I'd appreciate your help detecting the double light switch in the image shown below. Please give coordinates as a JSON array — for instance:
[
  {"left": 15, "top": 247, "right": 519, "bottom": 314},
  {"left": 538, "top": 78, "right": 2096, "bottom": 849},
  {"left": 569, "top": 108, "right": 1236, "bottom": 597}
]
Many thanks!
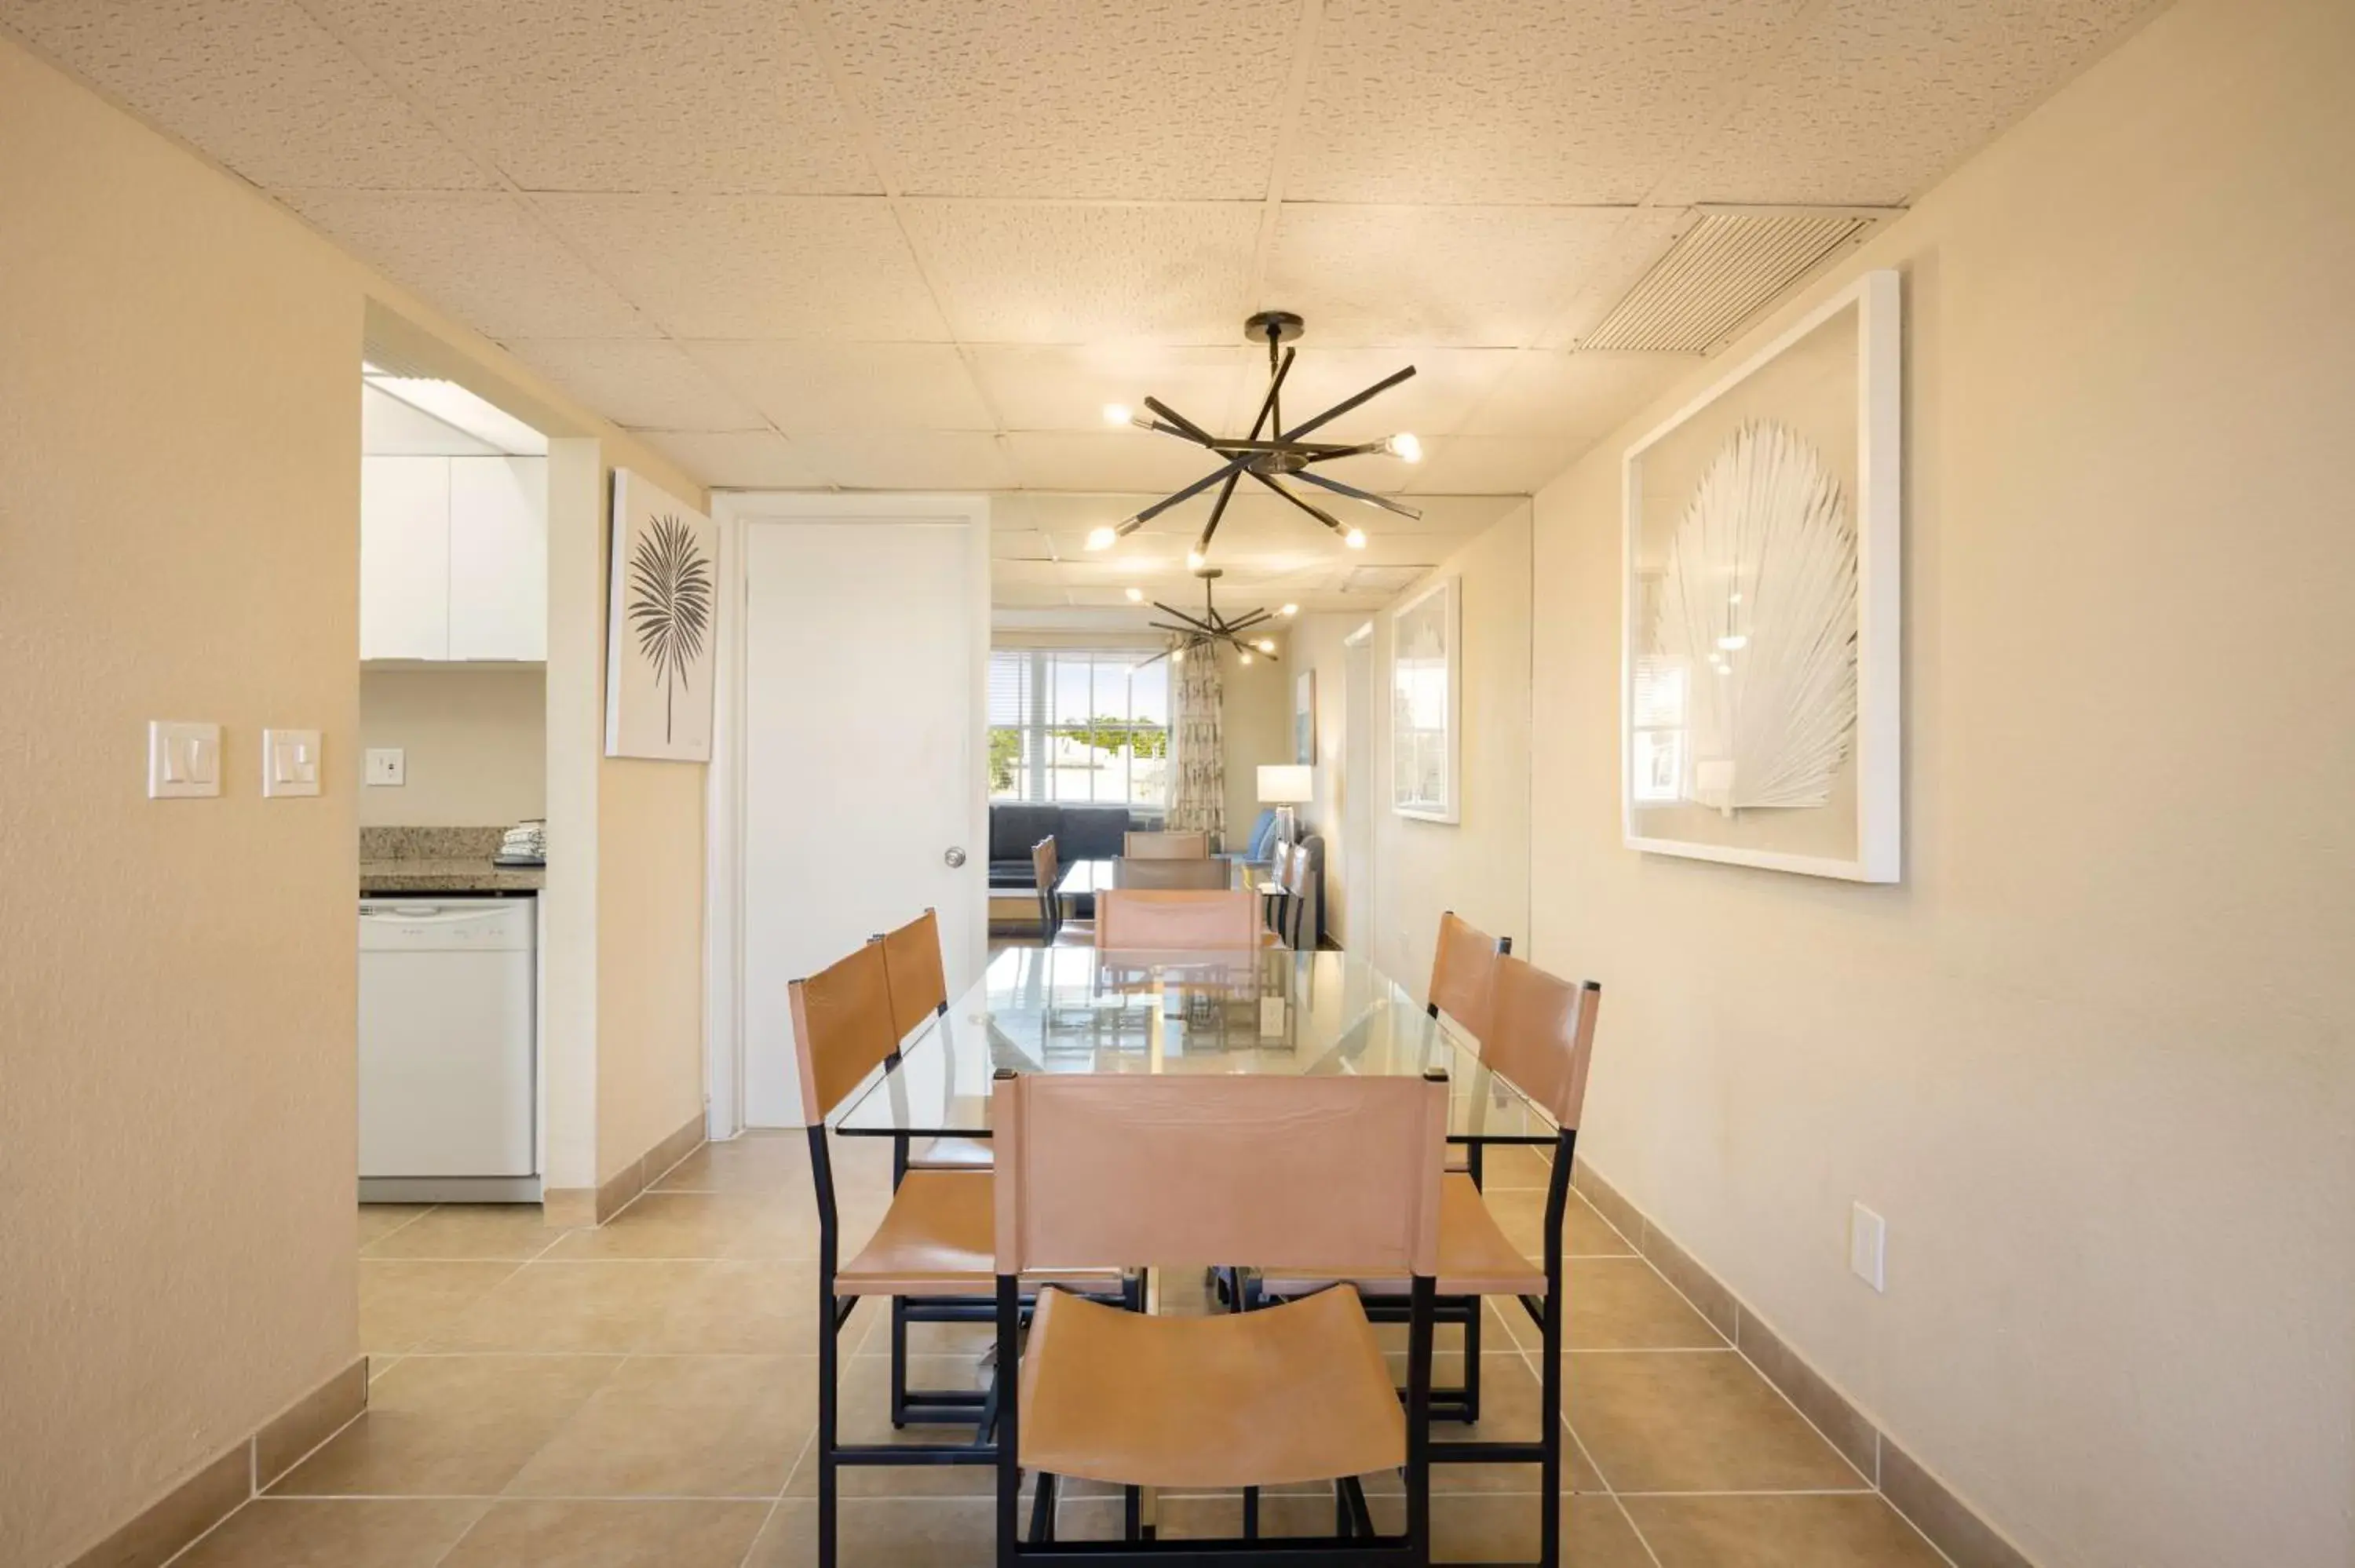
[{"left": 148, "top": 721, "right": 325, "bottom": 798}]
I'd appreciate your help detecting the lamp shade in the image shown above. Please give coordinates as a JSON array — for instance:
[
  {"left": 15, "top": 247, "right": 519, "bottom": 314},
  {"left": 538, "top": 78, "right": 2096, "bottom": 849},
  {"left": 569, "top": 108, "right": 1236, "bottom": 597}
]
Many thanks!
[{"left": 1257, "top": 764, "right": 1314, "bottom": 804}]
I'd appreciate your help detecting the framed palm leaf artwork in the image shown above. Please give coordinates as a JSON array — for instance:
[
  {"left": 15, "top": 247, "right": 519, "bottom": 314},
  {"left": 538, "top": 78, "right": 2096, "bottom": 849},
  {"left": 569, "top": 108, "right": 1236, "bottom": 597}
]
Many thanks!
[{"left": 606, "top": 469, "right": 718, "bottom": 762}]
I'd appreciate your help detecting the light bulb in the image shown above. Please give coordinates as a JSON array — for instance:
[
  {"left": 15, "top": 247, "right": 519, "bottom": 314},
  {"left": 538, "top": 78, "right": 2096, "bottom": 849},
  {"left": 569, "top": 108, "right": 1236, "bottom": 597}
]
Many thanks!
[
  {"left": 1385, "top": 432, "right": 1423, "bottom": 463},
  {"left": 1171, "top": 647, "right": 1186, "bottom": 665},
  {"left": 1186, "top": 549, "right": 1205, "bottom": 571},
  {"left": 1102, "top": 403, "right": 1132, "bottom": 426},
  {"left": 1728, "top": 592, "right": 1743, "bottom": 604},
  {"left": 1123, "top": 586, "right": 1144, "bottom": 603},
  {"left": 1255, "top": 637, "right": 1276, "bottom": 654},
  {"left": 1344, "top": 528, "right": 1367, "bottom": 549},
  {"left": 1085, "top": 526, "right": 1116, "bottom": 551},
  {"left": 1715, "top": 662, "right": 1732, "bottom": 676},
  {"left": 1716, "top": 634, "right": 1748, "bottom": 651},
  {"left": 1240, "top": 651, "right": 1254, "bottom": 665},
  {"left": 1280, "top": 603, "right": 1298, "bottom": 617}
]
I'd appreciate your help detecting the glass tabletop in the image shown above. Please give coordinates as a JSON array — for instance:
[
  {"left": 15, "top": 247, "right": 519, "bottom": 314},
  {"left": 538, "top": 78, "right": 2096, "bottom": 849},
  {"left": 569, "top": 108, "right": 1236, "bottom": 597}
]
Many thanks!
[
  {"left": 1052, "top": 857, "right": 1251, "bottom": 897},
  {"left": 836, "top": 943, "right": 1559, "bottom": 1146}
]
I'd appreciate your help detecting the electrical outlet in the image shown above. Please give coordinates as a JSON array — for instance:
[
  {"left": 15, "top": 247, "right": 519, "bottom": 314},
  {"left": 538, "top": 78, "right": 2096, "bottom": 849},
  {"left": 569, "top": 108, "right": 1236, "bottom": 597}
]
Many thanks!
[
  {"left": 365, "top": 747, "right": 405, "bottom": 786},
  {"left": 1849, "top": 1202, "right": 1886, "bottom": 1292}
]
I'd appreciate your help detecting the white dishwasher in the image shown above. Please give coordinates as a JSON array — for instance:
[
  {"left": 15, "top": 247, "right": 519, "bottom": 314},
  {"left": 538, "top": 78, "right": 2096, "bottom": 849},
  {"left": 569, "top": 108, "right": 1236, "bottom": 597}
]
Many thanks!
[{"left": 359, "top": 896, "right": 538, "bottom": 1202}]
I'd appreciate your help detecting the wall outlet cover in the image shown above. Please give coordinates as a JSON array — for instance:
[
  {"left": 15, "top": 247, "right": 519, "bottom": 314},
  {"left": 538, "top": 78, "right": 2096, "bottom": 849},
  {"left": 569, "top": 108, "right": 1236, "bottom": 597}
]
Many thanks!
[
  {"left": 1850, "top": 1202, "right": 1886, "bottom": 1292},
  {"left": 263, "top": 728, "right": 323, "bottom": 797},
  {"left": 148, "top": 720, "right": 221, "bottom": 800},
  {"left": 365, "top": 747, "right": 406, "bottom": 786}
]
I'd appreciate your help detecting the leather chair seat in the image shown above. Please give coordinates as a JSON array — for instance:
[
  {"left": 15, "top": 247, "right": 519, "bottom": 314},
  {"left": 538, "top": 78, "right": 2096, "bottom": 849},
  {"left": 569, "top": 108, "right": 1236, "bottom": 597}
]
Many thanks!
[
  {"left": 1261, "top": 1174, "right": 1543, "bottom": 1299},
  {"left": 1019, "top": 1283, "right": 1404, "bottom": 1490},
  {"left": 906, "top": 1136, "right": 993, "bottom": 1171},
  {"left": 837, "top": 1172, "right": 1114, "bottom": 1297}
]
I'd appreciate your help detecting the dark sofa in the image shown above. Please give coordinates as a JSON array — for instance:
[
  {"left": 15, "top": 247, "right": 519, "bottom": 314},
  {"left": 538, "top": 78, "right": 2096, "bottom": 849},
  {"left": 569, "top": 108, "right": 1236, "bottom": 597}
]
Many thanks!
[{"left": 987, "top": 804, "right": 1153, "bottom": 892}]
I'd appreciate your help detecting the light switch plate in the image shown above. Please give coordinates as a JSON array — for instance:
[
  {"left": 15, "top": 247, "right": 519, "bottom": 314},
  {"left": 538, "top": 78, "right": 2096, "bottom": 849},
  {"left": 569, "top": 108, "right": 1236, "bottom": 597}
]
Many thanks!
[
  {"left": 262, "top": 728, "right": 323, "bottom": 797},
  {"left": 365, "top": 747, "right": 405, "bottom": 786},
  {"left": 1849, "top": 1202, "right": 1886, "bottom": 1292},
  {"left": 148, "top": 720, "right": 221, "bottom": 799}
]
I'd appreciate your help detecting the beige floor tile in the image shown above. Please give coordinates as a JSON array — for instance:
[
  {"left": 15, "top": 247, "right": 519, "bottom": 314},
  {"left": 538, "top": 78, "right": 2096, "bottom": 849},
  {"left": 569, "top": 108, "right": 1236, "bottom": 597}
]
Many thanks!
[
  {"left": 747, "top": 1497, "right": 995, "bottom": 1567},
  {"left": 650, "top": 1261, "right": 823, "bottom": 1355},
  {"left": 1624, "top": 1492, "right": 1952, "bottom": 1566},
  {"left": 785, "top": 1354, "right": 997, "bottom": 1498},
  {"left": 427, "top": 1260, "right": 703, "bottom": 1352},
  {"left": 173, "top": 1498, "right": 489, "bottom": 1567},
  {"left": 440, "top": 1499, "right": 772, "bottom": 1567},
  {"left": 272, "top": 1355, "right": 621, "bottom": 1497},
  {"left": 1566, "top": 1350, "right": 1868, "bottom": 1493},
  {"left": 506, "top": 1355, "right": 816, "bottom": 1498},
  {"left": 1369, "top": 1352, "right": 1602, "bottom": 1494},
  {"left": 361, "top": 1205, "right": 569, "bottom": 1261},
  {"left": 359, "top": 1205, "right": 436, "bottom": 1247},
  {"left": 360, "top": 1260, "right": 524, "bottom": 1355},
  {"left": 655, "top": 1132, "right": 819, "bottom": 1194},
  {"left": 543, "top": 1191, "right": 872, "bottom": 1263},
  {"left": 1470, "top": 1145, "right": 1557, "bottom": 1191},
  {"left": 1566, "top": 1256, "right": 1729, "bottom": 1351},
  {"left": 1432, "top": 1492, "right": 1658, "bottom": 1567},
  {"left": 1483, "top": 1187, "right": 1638, "bottom": 1258}
]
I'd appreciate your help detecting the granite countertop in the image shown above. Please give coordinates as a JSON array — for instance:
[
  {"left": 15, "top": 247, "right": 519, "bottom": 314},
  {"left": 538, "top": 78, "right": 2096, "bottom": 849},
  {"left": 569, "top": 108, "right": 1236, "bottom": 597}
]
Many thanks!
[{"left": 360, "top": 825, "right": 543, "bottom": 895}]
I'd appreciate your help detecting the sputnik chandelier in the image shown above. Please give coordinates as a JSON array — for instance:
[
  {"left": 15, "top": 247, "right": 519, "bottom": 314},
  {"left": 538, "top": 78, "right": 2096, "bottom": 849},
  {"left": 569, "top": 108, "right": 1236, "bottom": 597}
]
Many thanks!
[
  {"left": 1086, "top": 311, "right": 1424, "bottom": 566},
  {"left": 1134, "top": 568, "right": 1297, "bottom": 668}
]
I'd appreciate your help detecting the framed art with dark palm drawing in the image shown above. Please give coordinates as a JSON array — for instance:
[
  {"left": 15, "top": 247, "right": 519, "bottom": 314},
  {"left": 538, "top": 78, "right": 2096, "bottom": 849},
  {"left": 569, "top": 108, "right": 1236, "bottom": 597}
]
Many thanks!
[{"left": 606, "top": 469, "right": 717, "bottom": 762}]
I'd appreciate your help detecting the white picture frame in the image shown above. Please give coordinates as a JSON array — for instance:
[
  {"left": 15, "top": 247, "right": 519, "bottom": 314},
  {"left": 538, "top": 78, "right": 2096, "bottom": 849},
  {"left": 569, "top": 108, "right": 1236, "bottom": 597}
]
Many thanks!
[
  {"left": 1620, "top": 268, "right": 1901, "bottom": 882},
  {"left": 1390, "top": 574, "right": 1461, "bottom": 824},
  {"left": 606, "top": 468, "right": 718, "bottom": 762}
]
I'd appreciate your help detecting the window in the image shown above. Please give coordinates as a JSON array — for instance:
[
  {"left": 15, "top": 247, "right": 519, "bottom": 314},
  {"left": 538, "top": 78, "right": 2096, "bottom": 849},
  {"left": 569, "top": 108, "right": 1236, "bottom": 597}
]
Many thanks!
[{"left": 989, "top": 648, "right": 1170, "bottom": 808}]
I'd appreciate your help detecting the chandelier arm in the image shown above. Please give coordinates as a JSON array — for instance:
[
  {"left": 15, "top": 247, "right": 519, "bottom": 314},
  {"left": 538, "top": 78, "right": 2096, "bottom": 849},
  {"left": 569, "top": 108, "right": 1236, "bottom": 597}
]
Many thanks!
[
  {"left": 1193, "top": 469, "right": 1244, "bottom": 560},
  {"left": 1280, "top": 363, "right": 1418, "bottom": 443},
  {"left": 1245, "top": 469, "right": 1350, "bottom": 535},
  {"left": 1250, "top": 346, "right": 1298, "bottom": 439},
  {"left": 1139, "top": 419, "right": 1220, "bottom": 447},
  {"left": 1292, "top": 469, "right": 1425, "bottom": 520},
  {"left": 1143, "top": 396, "right": 1220, "bottom": 447},
  {"left": 1149, "top": 605, "right": 1214, "bottom": 632},
  {"left": 1227, "top": 609, "right": 1274, "bottom": 633},
  {"left": 1128, "top": 454, "right": 1253, "bottom": 531}
]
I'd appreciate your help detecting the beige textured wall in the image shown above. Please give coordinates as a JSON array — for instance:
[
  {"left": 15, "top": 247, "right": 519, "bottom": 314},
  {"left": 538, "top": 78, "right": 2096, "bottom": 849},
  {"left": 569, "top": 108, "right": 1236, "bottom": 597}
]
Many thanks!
[
  {"left": 357, "top": 668, "right": 546, "bottom": 828},
  {"left": 1218, "top": 638, "right": 1294, "bottom": 850},
  {"left": 595, "top": 754, "right": 708, "bottom": 1182},
  {"left": 1525, "top": 1, "right": 2355, "bottom": 1563},
  {"left": 1370, "top": 507, "right": 1535, "bottom": 992},
  {"left": 0, "top": 37, "right": 707, "bottom": 1563}
]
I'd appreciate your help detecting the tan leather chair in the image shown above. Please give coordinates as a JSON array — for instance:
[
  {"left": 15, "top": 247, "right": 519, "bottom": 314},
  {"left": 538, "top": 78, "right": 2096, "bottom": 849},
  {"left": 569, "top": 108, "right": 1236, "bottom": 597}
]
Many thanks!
[
  {"left": 1030, "top": 838, "right": 1094, "bottom": 946},
  {"left": 788, "top": 938, "right": 1131, "bottom": 1568},
  {"left": 1095, "top": 888, "right": 1275, "bottom": 951},
  {"left": 990, "top": 1071, "right": 1449, "bottom": 1562},
  {"left": 1109, "top": 855, "right": 1230, "bottom": 891},
  {"left": 1429, "top": 909, "right": 1511, "bottom": 1046},
  {"left": 1258, "top": 957, "right": 1601, "bottom": 1568},
  {"left": 1121, "top": 828, "right": 1210, "bottom": 859}
]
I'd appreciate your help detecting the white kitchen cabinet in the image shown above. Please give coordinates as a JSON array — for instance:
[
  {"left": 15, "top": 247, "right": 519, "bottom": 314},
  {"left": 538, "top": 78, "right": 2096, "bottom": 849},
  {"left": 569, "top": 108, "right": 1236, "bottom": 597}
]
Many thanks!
[
  {"left": 360, "top": 454, "right": 546, "bottom": 662},
  {"left": 448, "top": 457, "right": 547, "bottom": 661},
  {"left": 360, "top": 456, "right": 451, "bottom": 660}
]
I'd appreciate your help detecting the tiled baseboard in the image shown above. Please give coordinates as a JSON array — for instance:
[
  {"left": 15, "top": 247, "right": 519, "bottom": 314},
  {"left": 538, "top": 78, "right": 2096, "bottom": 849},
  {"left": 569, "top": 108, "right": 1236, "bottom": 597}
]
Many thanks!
[
  {"left": 544, "top": 1110, "right": 706, "bottom": 1227},
  {"left": 64, "top": 1356, "right": 367, "bottom": 1568},
  {"left": 1572, "top": 1164, "right": 2036, "bottom": 1568}
]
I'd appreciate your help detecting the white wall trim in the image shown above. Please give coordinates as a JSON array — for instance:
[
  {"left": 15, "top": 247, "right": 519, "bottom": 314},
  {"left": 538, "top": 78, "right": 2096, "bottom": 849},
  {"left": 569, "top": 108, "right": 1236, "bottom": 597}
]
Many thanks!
[{"left": 703, "top": 491, "right": 992, "bottom": 1138}]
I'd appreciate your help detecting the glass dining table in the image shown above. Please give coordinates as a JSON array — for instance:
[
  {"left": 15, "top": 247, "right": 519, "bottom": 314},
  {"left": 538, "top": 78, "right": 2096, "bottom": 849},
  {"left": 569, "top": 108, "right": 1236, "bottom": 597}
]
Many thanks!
[{"left": 837, "top": 941, "right": 1558, "bottom": 1148}]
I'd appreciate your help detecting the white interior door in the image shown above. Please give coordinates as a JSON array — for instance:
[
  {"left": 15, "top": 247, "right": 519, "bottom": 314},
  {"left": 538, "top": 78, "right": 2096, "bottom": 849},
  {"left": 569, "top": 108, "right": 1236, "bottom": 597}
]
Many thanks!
[{"left": 738, "top": 519, "right": 984, "bottom": 1127}]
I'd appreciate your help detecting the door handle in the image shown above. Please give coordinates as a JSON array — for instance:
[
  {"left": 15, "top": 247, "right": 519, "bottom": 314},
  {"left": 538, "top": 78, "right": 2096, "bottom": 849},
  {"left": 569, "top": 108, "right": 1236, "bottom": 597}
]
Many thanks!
[{"left": 943, "top": 846, "right": 967, "bottom": 869}]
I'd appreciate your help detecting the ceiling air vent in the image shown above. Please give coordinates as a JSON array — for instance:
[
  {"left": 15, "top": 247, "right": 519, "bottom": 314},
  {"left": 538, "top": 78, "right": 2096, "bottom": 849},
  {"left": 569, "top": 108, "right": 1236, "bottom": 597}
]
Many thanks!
[{"left": 1579, "top": 210, "right": 1884, "bottom": 353}]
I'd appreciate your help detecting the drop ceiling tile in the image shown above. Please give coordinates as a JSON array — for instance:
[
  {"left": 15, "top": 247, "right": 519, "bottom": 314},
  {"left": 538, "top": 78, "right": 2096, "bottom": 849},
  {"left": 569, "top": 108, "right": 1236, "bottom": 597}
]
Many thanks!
[
  {"left": 969, "top": 345, "right": 1256, "bottom": 432},
  {"left": 1261, "top": 206, "right": 1656, "bottom": 348},
  {"left": 304, "top": 0, "right": 877, "bottom": 195},
  {"left": 1654, "top": 0, "right": 2169, "bottom": 206},
  {"left": 2, "top": 0, "right": 492, "bottom": 191},
  {"left": 1288, "top": 0, "right": 1809, "bottom": 204},
  {"left": 1468, "top": 350, "right": 1702, "bottom": 441},
  {"left": 903, "top": 202, "right": 1261, "bottom": 344},
  {"left": 990, "top": 582, "right": 1075, "bottom": 609},
  {"left": 1401, "top": 434, "right": 1582, "bottom": 495},
  {"left": 820, "top": 0, "right": 1289, "bottom": 199},
  {"left": 281, "top": 191, "right": 656, "bottom": 337},
  {"left": 689, "top": 341, "right": 994, "bottom": 432},
  {"left": 789, "top": 431, "right": 1016, "bottom": 490},
  {"left": 991, "top": 528, "right": 1057, "bottom": 562},
  {"left": 533, "top": 195, "right": 946, "bottom": 340},
  {"left": 504, "top": 340, "right": 765, "bottom": 430},
  {"left": 633, "top": 429, "right": 825, "bottom": 489},
  {"left": 1003, "top": 432, "right": 1248, "bottom": 494}
]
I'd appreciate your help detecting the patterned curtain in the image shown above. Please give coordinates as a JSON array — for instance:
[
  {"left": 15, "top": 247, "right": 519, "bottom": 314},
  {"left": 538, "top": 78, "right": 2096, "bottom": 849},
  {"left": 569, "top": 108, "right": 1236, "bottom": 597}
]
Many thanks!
[{"left": 1167, "top": 640, "right": 1225, "bottom": 848}]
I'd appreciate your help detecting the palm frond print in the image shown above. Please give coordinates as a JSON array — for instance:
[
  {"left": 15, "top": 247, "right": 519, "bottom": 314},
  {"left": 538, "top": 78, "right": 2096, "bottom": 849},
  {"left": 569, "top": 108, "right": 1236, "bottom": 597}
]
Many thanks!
[{"left": 626, "top": 512, "right": 713, "bottom": 743}]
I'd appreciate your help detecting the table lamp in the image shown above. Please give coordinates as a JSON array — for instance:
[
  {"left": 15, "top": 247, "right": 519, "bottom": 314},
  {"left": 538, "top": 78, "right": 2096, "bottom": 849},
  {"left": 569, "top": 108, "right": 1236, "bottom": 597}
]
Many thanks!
[{"left": 1257, "top": 764, "right": 1314, "bottom": 847}]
